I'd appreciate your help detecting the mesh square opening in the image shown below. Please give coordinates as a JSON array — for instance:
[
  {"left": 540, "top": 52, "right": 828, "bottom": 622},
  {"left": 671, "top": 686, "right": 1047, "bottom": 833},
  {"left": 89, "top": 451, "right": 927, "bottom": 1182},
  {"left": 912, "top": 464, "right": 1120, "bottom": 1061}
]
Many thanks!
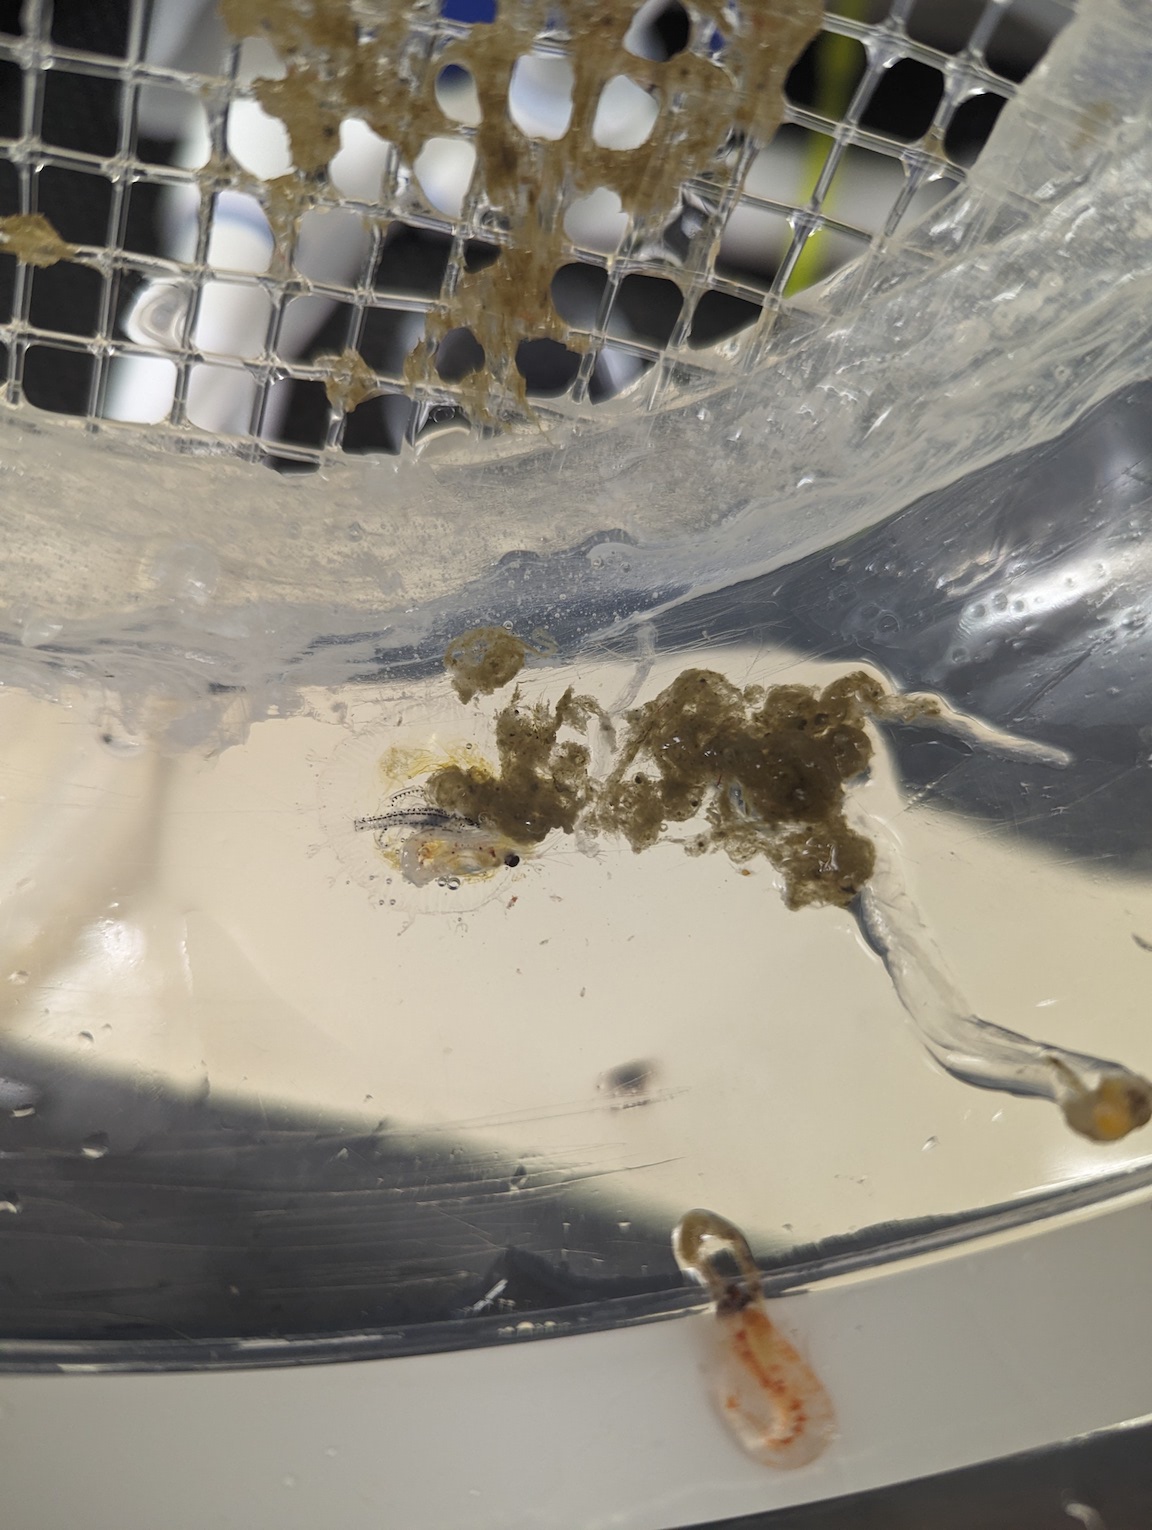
[
  {"left": 27, "top": 258, "right": 103, "bottom": 337},
  {"left": 824, "top": 146, "right": 905, "bottom": 237},
  {"left": 907, "top": 0, "right": 981, "bottom": 53},
  {"left": 860, "top": 58, "right": 945, "bottom": 143},
  {"left": 259, "top": 375, "right": 331, "bottom": 450},
  {"left": 374, "top": 224, "right": 453, "bottom": 301},
  {"left": 35, "top": 165, "right": 112, "bottom": 246},
  {"left": 783, "top": 223, "right": 871, "bottom": 297},
  {"left": 40, "top": 68, "right": 123, "bottom": 158},
  {"left": 342, "top": 389, "right": 412, "bottom": 456},
  {"left": 945, "top": 91, "right": 1008, "bottom": 166},
  {"left": 606, "top": 274, "right": 683, "bottom": 348},
  {"left": 358, "top": 306, "right": 423, "bottom": 379},
  {"left": 785, "top": 31, "right": 868, "bottom": 121},
  {"left": 50, "top": 6, "right": 131, "bottom": 58},
  {"left": 22, "top": 341, "right": 94, "bottom": 416},
  {"left": 103, "top": 354, "right": 177, "bottom": 425},
  {"left": 688, "top": 288, "right": 762, "bottom": 349},
  {"left": 280, "top": 294, "right": 358, "bottom": 364},
  {"left": 0, "top": 57, "right": 21, "bottom": 135},
  {"left": 185, "top": 362, "right": 257, "bottom": 436},
  {"left": 716, "top": 204, "right": 792, "bottom": 290}
]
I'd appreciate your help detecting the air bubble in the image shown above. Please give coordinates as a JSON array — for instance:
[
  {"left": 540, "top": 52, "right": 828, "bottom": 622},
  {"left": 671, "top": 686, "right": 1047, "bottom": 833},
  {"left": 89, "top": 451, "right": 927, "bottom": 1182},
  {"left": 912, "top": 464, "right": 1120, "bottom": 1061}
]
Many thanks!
[
  {"left": 7, "top": 971, "right": 29, "bottom": 985},
  {"left": 78, "top": 1030, "right": 94, "bottom": 1047},
  {"left": 81, "top": 1132, "right": 109, "bottom": 1159},
  {"left": 0, "top": 1196, "right": 21, "bottom": 1214},
  {"left": 922, "top": 1135, "right": 938, "bottom": 1151}
]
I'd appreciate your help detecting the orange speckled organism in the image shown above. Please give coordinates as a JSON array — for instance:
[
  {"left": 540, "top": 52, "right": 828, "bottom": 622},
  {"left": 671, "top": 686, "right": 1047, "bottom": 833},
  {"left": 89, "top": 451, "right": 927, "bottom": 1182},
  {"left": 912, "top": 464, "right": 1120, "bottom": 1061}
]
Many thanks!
[{"left": 673, "top": 1207, "right": 835, "bottom": 1469}]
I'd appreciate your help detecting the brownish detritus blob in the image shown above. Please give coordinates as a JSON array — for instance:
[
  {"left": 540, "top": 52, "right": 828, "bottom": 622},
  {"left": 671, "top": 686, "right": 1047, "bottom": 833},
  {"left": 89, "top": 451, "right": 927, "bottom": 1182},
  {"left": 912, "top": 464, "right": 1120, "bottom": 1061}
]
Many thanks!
[
  {"left": 1056, "top": 1067, "right": 1152, "bottom": 1143},
  {"left": 426, "top": 686, "right": 599, "bottom": 842},
  {"left": 314, "top": 347, "right": 385, "bottom": 412},
  {"left": 444, "top": 626, "right": 531, "bottom": 704},
  {"left": 217, "top": 0, "right": 822, "bottom": 419},
  {"left": 591, "top": 668, "right": 883, "bottom": 909},
  {"left": 259, "top": 171, "right": 319, "bottom": 272},
  {"left": 0, "top": 213, "right": 76, "bottom": 268},
  {"left": 432, "top": 656, "right": 884, "bottom": 908}
]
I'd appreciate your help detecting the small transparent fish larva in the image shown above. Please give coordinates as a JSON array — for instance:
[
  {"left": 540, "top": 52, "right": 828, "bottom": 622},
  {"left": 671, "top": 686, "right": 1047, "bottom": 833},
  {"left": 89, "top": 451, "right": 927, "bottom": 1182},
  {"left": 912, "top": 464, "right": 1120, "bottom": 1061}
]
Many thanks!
[{"left": 672, "top": 1208, "right": 835, "bottom": 1470}]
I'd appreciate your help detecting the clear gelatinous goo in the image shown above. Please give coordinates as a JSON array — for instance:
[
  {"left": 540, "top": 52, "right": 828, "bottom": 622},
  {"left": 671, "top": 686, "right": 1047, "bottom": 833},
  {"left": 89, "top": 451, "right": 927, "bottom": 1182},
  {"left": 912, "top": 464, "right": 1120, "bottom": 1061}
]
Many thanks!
[
  {"left": 672, "top": 1208, "right": 835, "bottom": 1470},
  {"left": 856, "top": 844, "right": 1152, "bottom": 1144}
]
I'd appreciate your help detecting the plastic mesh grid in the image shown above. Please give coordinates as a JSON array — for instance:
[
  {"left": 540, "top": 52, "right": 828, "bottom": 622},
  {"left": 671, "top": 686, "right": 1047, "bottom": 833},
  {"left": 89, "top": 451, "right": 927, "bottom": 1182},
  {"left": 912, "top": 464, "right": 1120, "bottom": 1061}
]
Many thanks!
[{"left": 0, "top": 0, "right": 1071, "bottom": 468}]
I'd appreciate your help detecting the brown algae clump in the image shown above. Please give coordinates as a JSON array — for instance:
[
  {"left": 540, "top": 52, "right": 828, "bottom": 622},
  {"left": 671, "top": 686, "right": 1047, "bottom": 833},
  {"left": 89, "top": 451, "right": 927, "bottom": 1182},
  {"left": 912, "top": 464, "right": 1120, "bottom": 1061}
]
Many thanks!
[
  {"left": 444, "top": 627, "right": 532, "bottom": 704},
  {"left": 426, "top": 688, "right": 600, "bottom": 842},
  {"left": 593, "top": 668, "right": 883, "bottom": 909},
  {"left": 315, "top": 348, "right": 386, "bottom": 412},
  {"left": 218, "top": 0, "right": 821, "bottom": 418},
  {"left": 430, "top": 657, "right": 884, "bottom": 907},
  {"left": 0, "top": 213, "right": 76, "bottom": 267}
]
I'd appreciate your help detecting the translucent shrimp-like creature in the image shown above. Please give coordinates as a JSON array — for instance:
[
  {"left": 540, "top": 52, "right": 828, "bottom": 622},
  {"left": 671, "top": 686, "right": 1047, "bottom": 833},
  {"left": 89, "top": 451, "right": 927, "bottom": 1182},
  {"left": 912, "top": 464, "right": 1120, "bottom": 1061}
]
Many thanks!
[
  {"left": 673, "top": 1208, "right": 835, "bottom": 1470},
  {"left": 354, "top": 800, "right": 523, "bottom": 887}
]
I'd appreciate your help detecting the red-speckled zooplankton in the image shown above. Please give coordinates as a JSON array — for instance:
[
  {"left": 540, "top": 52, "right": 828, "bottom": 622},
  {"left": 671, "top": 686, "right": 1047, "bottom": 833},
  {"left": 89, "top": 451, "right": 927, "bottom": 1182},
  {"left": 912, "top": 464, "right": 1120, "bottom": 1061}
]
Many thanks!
[{"left": 673, "top": 1208, "right": 835, "bottom": 1469}]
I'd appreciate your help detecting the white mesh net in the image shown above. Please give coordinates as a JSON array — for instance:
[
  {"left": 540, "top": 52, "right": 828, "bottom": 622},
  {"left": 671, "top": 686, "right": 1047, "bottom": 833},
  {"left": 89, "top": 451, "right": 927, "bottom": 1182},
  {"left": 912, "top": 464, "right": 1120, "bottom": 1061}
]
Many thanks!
[
  {"left": 4, "top": 0, "right": 1151, "bottom": 693},
  {"left": 0, "top": 0, "right": 1058, "bottom": 454}
]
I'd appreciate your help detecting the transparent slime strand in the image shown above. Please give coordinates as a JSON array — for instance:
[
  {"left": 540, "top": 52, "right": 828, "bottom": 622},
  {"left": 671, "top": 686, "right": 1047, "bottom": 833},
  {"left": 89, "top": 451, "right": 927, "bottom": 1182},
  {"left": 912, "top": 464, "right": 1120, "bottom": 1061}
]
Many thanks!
[
  {"left": 672, "top": 1208, "right": 835, "bottom": 1470},
  {"left": 858, "top": 691, "right": 1152, "bottom": 1143},
  {"left": 856, "top": 833, "right": 1152, "bottom": 1143}
]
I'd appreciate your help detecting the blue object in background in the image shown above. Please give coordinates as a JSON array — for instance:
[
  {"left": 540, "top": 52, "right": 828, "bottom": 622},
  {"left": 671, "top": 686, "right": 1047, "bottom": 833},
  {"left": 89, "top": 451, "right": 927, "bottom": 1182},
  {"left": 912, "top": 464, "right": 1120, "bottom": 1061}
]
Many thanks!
[{"left": 440, "top": 0, "right": 497, "bottom": 23}]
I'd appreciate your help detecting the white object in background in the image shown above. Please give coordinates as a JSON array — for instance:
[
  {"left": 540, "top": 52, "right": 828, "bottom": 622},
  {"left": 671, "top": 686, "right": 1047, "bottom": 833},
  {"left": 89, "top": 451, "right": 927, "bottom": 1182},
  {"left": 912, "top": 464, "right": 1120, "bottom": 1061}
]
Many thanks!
[{"left": 1, "top": 1188, "right": 1150, "bottom": 1530}]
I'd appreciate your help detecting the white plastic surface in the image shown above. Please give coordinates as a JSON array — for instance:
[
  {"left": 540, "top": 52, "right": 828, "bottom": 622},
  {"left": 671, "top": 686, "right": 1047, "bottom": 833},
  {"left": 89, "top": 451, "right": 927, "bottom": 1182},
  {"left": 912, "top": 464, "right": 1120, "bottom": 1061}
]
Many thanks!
[{"left": 2, "top": 1188, "right": 1151, "bottom": 1530}]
